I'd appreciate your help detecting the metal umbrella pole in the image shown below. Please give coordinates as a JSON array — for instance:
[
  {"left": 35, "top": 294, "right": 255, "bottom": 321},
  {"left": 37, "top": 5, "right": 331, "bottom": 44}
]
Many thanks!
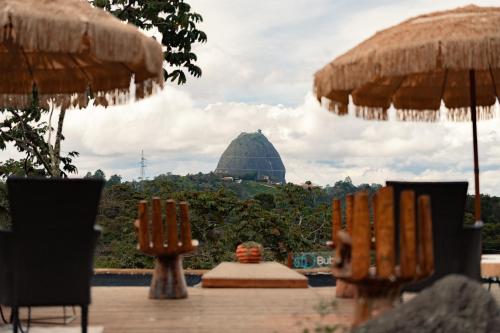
[{"left": 469, "top": 69, "right": 482, "bottom": 224}]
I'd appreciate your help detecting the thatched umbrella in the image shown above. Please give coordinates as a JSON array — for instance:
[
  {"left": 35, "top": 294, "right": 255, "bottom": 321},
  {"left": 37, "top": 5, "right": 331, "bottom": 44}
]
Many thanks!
[
  {"left": 0, "top": 0, "right": 164, "bottom": 109},
  {"left": 0, "top": 0, "right": 164, "bottom": 176},
  {"left": 314, "top": 5, "right": 500, "bottom": 223}
]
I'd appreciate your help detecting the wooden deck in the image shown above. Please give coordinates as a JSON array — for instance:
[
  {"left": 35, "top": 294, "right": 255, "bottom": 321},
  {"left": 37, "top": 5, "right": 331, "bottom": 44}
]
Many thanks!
[
  {"left": 11, "top": 284, "right": 500, "bottom": 333},
  {"left": 16, "top": 287, "right": 353, "bottom": 333}
]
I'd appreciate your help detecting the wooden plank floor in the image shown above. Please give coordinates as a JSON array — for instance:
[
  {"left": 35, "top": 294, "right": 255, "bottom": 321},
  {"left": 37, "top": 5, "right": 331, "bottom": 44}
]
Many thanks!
[
  {"left": 16, "top": 287, "right": 353, "bottom": 333},
  {"left": 12, "top": 284, "right": 500, "bottom": 332}
]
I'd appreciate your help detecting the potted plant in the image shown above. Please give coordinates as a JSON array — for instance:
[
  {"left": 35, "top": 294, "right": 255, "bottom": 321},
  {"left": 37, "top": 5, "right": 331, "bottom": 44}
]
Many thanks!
[{"left": 236, "top": 241, "right": 263, "bottom": 263}]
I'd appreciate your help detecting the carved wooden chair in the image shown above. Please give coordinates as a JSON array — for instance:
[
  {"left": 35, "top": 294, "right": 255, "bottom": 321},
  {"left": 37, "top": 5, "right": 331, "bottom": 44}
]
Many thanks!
[
  {"left": 329, "top": 195, "right": 357, "bottom": 298},
  {"left": 331, "top": 187, "right": 434, "bottom": 326},
  {"left": 134, "top": 198, "right": 198, "bottom": 299}
]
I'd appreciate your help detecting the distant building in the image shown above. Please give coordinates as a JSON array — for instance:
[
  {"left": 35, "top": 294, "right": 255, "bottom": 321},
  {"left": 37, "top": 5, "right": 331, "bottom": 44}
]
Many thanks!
[
  {"left": 215, "top": 130, "right": 286, "bottom": 184},
  {"left": 300, "top": 181, "right": 320, "bottom": 190}
]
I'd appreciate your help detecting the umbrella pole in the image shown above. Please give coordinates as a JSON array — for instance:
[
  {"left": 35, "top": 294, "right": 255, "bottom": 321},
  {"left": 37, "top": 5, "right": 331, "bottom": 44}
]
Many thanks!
[{"left": 469, "top": 69, "right": 481, "bottom": 223}]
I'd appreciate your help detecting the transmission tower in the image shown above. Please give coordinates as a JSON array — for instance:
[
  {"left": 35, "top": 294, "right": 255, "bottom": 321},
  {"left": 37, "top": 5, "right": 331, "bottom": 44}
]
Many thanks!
[{"left": 139, "top": 150, "right": 147, "bottom": 182}]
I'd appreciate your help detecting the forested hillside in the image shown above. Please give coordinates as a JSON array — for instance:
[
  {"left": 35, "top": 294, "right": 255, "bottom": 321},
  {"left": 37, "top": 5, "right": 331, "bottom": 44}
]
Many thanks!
[
  {"left": 88, "top": 173, "right": 380, "bottom": 269},
  {"left": 0, "top": 173, "right": 498, "bottom": 269},
  {"left": 86, "top": 172, "right": 499, "bottom": 269}
]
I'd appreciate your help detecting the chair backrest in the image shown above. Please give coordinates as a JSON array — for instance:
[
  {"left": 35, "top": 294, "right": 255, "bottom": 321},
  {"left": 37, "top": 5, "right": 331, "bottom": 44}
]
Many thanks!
[
  {"left": 7, "top": 177, "right": 103, "bottom": 232},
  {"left": 5, "top": 177, "right": 104, "bottom": 306},
  {"left": 386, "top": 181, "right": 469, "bottom": 290}
]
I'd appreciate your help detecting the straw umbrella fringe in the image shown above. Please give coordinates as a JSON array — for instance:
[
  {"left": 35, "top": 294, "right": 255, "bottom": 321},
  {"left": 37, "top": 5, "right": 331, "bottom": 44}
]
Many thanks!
[
  {"left": 0, "top": 0, "right": 165, "bottom": 177},
  {"left": 0, "top": 0, "right": 164, "bottom": 110},
  {"left": 315, "top": 5, "right": 500, "bottom": 118},
  {"left": 314, "top": 5, "right": 500, "bottom": 222}
]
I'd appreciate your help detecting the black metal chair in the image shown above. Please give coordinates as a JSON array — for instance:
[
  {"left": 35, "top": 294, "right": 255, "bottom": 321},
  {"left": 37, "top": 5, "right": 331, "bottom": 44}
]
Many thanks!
[
  {"left": 386, "top": 181, "right": 482, "bottom": 291},
  {"left": 0, "top": 177, "right": 104, "bottom": 333}
]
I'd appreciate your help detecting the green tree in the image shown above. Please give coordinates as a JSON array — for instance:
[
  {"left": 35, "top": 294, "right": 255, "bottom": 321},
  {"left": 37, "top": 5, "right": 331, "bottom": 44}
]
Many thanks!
[
  {"left": 92, "top": 0, "right": 207, "bottom": 85},
  {"left": 465, "top": 194, "right": 500, "bottom": 253},
  {"left": 107, "top": 174, "right": 122, "bottom": 187},
  {"left": 93, "top": 169, "right": 106, "bottom": 180},
  {"left": 0, "top": 182, "right": 10, "bottom": 229},
  {"left": 482, "top": 222, "right": 500, "bottom": 253},
  {"left": 0, "top": 105, "right": 78, "bottom": 177},
  {"left": 0, "top": 159, "right": 44, "bottom": 179},
  {"left": 254, "top": 193, "right": 276, "bottom": 210},
  {"left": 326, "top": 177, "right": 357, "bottom": 198},
  {"left": 95, "top": 183, "right": 150, "bottom": 267}
]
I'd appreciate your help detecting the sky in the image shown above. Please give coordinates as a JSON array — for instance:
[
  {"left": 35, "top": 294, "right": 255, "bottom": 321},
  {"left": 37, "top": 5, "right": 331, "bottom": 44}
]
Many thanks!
[{"left": 4, "top": 0, "right": 500, "bottom": 194}]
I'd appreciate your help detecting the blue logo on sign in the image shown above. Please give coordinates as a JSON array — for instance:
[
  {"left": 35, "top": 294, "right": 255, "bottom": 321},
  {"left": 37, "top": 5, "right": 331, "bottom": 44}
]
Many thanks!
[{"left": 292, "top": 252, "right": 333, "bottom": 269}]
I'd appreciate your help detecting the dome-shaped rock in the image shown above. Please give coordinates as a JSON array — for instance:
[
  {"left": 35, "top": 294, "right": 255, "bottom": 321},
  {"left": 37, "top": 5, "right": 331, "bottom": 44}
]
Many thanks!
[{"left": 215, "top": 130, "right": 286, "bottom": 183}]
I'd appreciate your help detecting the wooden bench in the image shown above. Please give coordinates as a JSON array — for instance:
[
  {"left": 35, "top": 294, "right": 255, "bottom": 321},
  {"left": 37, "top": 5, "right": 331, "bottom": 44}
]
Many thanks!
[
  {"left": 134, "top": 198, "right": 198, "bottom": 299},
  {"left": 482, "top": 254, "right": 500, "bottom": 290}
]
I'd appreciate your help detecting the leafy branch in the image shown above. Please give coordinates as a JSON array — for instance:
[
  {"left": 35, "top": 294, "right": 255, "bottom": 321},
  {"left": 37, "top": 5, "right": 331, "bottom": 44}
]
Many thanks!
[
  {"left": 92, "top": 0, "right": 207, "bottom": 85},
  {"left": 0, "top": 104, "right": 78, "bottom": 178}
]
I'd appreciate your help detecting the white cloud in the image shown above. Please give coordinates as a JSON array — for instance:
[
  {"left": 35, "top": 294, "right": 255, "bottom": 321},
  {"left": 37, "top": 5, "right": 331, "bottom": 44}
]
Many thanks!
[{"left": 182, "top": 0, "right": 500, "bottom": 106}]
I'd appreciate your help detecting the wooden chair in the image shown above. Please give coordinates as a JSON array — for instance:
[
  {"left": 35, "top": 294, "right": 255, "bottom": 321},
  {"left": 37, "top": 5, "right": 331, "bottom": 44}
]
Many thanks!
[
  {"left": 134, "top": 198, "right": 198, "bottom": 299},
  {"left": 329, "top": 195, "right": 357, "bottom": 298},
  {"left": 331, "top": 187, "right": 434, "bottom": 326},
  {"left": 0, "top": 177, "right": 103, "bottom": 333}
]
